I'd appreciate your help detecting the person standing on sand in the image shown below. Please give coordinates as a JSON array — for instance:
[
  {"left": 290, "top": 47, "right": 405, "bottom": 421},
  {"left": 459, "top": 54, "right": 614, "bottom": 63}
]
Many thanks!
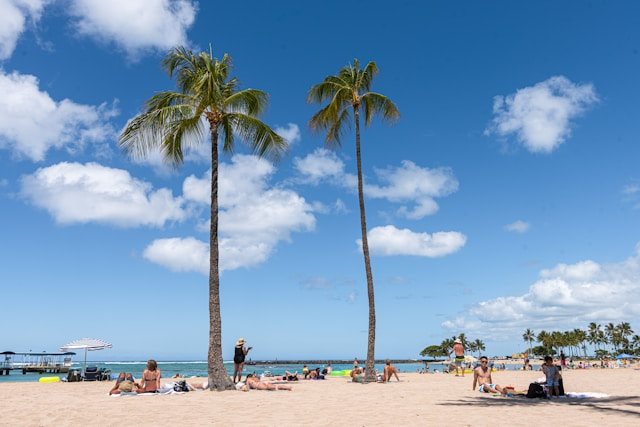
[
  {"left": 449, "top": 338, "right": 466, "bottom": 376},
  {"left": 233, "top": 338, "right": 252, "bottom": 383}
]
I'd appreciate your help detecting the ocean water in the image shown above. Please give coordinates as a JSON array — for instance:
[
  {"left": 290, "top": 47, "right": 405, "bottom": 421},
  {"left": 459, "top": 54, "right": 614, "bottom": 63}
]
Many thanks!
[{"left": 0, "top": 360, "right": 536, "bottom": 383}]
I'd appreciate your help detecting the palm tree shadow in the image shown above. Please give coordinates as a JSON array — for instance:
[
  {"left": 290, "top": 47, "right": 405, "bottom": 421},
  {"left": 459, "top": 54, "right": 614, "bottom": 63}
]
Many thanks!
[{"left": 439, "top": 395, "right": 640, "bottom": 417}]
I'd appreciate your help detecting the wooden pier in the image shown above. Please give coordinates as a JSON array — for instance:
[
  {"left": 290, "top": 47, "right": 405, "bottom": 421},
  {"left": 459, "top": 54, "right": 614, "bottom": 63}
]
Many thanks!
[{"left": 1, "top": 351, "right": 76, "bottom": 375}]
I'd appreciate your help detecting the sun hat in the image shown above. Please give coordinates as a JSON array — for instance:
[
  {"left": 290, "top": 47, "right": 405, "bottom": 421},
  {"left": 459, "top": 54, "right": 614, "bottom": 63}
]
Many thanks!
[
  {"left": 454, "top": 339, "right": 462, "bottom": 344},
  {"left": 236, "top": 338, "right": 246, "bottom": 345}
]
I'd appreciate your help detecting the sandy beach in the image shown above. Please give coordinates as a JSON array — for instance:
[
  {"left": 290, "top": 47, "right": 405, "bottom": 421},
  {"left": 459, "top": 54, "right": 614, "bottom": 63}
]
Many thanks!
[{"left": 1, "top": 367, "right": 638, "bottom": 427}]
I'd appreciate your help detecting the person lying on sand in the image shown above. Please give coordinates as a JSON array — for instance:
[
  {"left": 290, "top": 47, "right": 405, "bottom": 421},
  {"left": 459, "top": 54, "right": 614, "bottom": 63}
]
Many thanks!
[
  {"left": 244, "top": 373, "right": 293, "bottom": 391},
  {"left": 109, "top": 372, "right": 141, "bottom": 395},
  {"left": 473, "top": 356, "right": 507, "bottom": 396},
  {"left": 282, "top": 371, "right": 299, "bottom": 381}
]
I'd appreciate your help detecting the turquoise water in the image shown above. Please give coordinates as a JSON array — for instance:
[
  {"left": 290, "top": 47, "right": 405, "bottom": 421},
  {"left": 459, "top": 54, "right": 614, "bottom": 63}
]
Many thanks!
[
  {"left": 0, "top": 360, "right": 536, "bottom": 383},
  {"left": 0, "top": 361, "right": 434, "bottom": 382}
]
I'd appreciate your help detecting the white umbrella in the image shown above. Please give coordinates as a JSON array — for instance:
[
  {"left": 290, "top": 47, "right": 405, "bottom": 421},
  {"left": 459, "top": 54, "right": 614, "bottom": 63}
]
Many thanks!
[{"left": 60, "top": 338, "right": 112, "bottom": 376}]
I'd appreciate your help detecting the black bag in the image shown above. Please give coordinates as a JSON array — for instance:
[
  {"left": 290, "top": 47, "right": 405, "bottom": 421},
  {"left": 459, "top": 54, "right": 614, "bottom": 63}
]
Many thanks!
[
  {"left": 558, "top": 377, "right": 565, "bottom": 396},
  {"left": 173, "top": 380, "right": 189, "bottom": 392},
  {"left": 67, "top": 370, "right": 82, "bottom": 382},
  {"left": 525, "top": 382, "right": 546, "bottom": 398}
]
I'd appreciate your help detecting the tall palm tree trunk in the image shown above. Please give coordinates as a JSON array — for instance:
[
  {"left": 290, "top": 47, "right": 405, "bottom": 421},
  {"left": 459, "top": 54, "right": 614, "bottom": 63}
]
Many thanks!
[
  {"left": 354, "top": 107, "right": 376, "bottom": 382},
  {"left": 208, "top": 126, "right": 234, "bottom": 391}
]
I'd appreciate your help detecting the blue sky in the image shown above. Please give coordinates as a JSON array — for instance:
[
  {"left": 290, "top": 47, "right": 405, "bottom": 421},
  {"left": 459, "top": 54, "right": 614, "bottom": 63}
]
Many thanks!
[{"left": 1, "top": 0, "right": 639, "bottom": 362}]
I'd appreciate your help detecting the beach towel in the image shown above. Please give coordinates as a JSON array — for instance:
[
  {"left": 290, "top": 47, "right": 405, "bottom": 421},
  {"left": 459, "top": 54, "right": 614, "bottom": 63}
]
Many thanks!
[{"left": 565, "top": 392, "right": 610, "bottom": 399}]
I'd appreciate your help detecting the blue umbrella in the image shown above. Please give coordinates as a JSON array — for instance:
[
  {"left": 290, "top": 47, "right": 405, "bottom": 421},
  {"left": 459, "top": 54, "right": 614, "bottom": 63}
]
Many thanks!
[{"left": 615, "top": 353, "right": 637, "bottom": 359}]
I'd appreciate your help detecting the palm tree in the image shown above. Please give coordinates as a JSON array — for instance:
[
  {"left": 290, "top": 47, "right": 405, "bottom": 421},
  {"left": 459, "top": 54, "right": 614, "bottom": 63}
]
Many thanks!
[
  {"left": 587, "top": 322, "right": 602, "bottom": 353},
  {"left": 119, "top": 46, "right": 287, "bottom": 391},
  {"left": 522, "top": 329, "right": 535, "bottom": 353},
  {"left": 308, "top": 59, "right": 399, "bottom": 382},
  {"left": 605, "top": 322, "right": 619, "bottom": 352},
  {"left": 472, "top": 339, "right": 486, "bottom": 359}
]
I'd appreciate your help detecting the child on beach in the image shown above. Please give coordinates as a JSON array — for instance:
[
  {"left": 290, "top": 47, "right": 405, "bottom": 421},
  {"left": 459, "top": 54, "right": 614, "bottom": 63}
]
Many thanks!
[{"left": 542, "top": 356, "right": 561, "bottom": 398}]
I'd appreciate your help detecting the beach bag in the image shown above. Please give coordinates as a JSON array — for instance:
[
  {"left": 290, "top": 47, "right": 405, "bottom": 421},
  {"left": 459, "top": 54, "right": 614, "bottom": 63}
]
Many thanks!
[
  {"left": 525, "top": 382, "right": 545, "bottom": 398},
  {"left": 67, "top": 370, "right": 82, "bottom": 382},
  {"left": 173, "top": 380, "right": 189, "bottom": 392},
  {"left": 119, "top": 380, "right": 134, "bottom": 392}
]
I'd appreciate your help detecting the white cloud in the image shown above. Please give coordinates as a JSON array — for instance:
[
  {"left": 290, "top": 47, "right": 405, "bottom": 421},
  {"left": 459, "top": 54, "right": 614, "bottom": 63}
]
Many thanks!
[
  {"left": 275, "top": 123, "right": 301, "bottom": 145},
  {"left": 68, "top": 0, "right": 197, "bottom": 57},
  {"left": 365, "top": 225, "right": 467, "bottom": 257},
  {"left": 443, "top": 244, "right": 640, "bottom": 341},
  {"left": 505, "top": 220, "right": 530, "bottom": 233},
  {"left": 367, "top": 161, "right": 458, "bottom": 219},
  {"left": 294, "top": 153, "right": 458, "bottom": 220},
  {"left": 143, "top": 237, "right": 208, "bottom": 274},
  {"left": 0, "top": 70, "right": 117, "bottom": 161},
  {"left": 164, "top": 154, "right": 316, "bottom": 272},
  {"left": 0, "top": 0, "right": 51, "bottom": 60},
  {"left": 20, "top": 162, "right": 187, "bottom": 226},
  {"left": 485, "top": 76, "right": 598, "bottom": 153},
  {"left": 293, "top": 148, "right": 348, "bottom": 185}
]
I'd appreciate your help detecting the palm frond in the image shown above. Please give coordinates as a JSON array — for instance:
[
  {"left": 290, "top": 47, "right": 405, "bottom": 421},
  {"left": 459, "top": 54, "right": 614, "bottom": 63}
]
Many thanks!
[
  {"left": 224, "top": 89, "right": 269, "bottom": 116},
  {"left": 360, "top": 92, "right": 400, "bottom": 127},
  {"left": 228, "top": 113, "right": 287, "bottom": 162}
]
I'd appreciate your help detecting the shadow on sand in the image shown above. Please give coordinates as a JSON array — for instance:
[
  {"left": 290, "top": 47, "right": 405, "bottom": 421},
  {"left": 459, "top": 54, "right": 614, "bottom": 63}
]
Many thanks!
[{"left": 439, "top": 394, "right": 640, "bottom": 418}]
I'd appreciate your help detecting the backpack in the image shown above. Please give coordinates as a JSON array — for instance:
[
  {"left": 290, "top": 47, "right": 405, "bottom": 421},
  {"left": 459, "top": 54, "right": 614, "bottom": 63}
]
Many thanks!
[
  {"left": 173, "top": 380, "right": 189, "bottom": 392},
  {"left": 525, "top": 382, "right": 546, "bottom": 398}
]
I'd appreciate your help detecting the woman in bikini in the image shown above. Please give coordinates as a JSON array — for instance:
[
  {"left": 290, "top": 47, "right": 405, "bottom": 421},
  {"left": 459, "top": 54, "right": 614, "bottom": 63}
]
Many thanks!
[
  {"left": 139, "top": 359, "right": 161, "bottom": 393},
  {"left": 244, "top": 374, "right": 292, "bottom": 391}
]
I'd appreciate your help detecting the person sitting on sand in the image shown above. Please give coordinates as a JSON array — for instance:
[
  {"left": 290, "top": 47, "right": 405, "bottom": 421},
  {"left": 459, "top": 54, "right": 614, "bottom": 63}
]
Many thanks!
[
  {"left": 244, "top": 373, "right": 293, "bottom": 391},
  {"left": 383, "top": 359, "right": 400, "bottom": 382},
  {"left": 351, "top": 367, "right": 365, "bottom": 383},
  {"left": 139, "top": 359, "right": 161, "bottom": 393},
  {"left": 302, "top": 364, "right": 310, "bottom": 379},
  {"left": 473, "top": 356, "right": 507, "bottom": 396},
  {"left": 309, "top": 367, "right": 325, "bottom": 379},
  {"left": 322, "top": 363, "right": 332, "bottom": 376},
  {"left": 109, "top": 372, "right": 141, "bottom": 395}
]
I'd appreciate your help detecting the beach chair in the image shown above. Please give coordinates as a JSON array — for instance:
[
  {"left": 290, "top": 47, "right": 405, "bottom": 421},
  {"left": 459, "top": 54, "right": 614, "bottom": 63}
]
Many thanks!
[
  {"left": 84, "top": 366, "right": 99, "bottom": 381},
  {"left": 98, "top": 368, "right": 112, "bottom": 381},
  {"left": 67, "top": 369, "right": 82, "bottom": 382}
]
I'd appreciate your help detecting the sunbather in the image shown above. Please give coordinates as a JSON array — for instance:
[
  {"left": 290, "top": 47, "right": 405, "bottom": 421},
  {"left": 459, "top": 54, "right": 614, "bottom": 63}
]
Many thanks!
[
  {"left": 244, "top": 373, "right": 293, "bottom": 391},
  {"left": 109, "top": 372, "right": 140, "bottom": 395},
  {"left": 282, "top": 371, "right": 299, "bottom": 381},
  {"left": 139, "top": 359, "right": 161, "bottom": 393}
]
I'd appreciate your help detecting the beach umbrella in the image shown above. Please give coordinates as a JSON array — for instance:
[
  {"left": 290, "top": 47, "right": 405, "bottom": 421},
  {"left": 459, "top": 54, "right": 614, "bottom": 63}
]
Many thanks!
[
  {"left": 60, "top": 338, "right": 112, "bottom": 376},
  {"left": 615, "top": 353, "right": 637, "bottom": 359},
  {"left": 464, "top": 355, "right": 477, "bottom": 363}
]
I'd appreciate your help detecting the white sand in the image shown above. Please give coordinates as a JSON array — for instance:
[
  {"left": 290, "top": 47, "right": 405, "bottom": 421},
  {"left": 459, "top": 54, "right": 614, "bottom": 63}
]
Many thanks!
[{"left": 1, "top": 368, "right": 638, "bottom": 426}]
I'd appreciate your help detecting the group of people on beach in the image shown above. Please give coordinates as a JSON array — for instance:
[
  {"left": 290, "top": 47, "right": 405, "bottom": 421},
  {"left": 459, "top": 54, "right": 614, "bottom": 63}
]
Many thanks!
[
  {"left": 108, "top": 359, "right": 161, "bottom": 395},
  {"left": 105, "top": 336, "right": 569, "bottom": 398}
]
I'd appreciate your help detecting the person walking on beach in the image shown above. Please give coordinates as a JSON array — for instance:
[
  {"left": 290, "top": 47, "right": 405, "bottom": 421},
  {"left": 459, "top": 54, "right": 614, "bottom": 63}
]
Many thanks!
[
  {"left": 233, "top": 338, "right": 252, "bottom": 383},
  {"left": 449, "top": 338, "right": 465, "bottom": 377}
]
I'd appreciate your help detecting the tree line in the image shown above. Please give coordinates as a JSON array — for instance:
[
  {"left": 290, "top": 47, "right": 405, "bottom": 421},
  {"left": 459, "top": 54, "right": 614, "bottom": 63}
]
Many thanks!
[
  {"left": 522, "top": 322, "right": 639, "bottom": 357},
  {"left": 420, "top": 334, "right": 487, "bottom": 359}
]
